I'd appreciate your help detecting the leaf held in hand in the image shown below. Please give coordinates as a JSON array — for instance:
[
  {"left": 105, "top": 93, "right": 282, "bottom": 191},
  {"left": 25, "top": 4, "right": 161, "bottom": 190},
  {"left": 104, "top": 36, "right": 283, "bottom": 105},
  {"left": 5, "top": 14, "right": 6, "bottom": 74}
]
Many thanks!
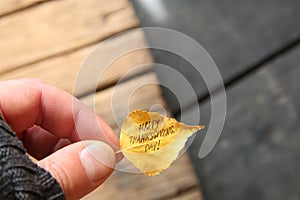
[{"left": 120, "top": 109, "right": 204, "bottom": 176}]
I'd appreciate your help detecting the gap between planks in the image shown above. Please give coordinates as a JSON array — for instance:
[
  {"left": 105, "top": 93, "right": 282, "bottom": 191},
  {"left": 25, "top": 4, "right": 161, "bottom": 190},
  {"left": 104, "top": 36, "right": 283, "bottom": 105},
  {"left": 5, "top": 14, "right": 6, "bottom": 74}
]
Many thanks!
[
  {"left": 174, "top": 34, "right": 300, "bottom": 118},
  {"left": 0, "top": 29, "right": 153, "bottom": 97},
  {"left": 83, "top": 154, "right": 200, "bottom": 200},
  {"left": 80, "top": 72, "right": 168, "bottom": 134},
  {"left": 80, "top": 72, "right": 202, "bottom": 200},
  {"left": 0, "top": 0, "right": 139, "bottom": 73}
]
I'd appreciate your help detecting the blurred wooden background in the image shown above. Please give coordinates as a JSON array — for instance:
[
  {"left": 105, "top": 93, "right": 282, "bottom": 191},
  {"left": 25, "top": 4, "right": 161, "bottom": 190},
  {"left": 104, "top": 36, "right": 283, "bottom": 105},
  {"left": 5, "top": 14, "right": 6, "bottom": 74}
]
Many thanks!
[
  {"left": 0, "top": 0, "right": 203, "bottom": 199},
  {"left": 131, "top": 1, "right": 300, "bottom": 200}
]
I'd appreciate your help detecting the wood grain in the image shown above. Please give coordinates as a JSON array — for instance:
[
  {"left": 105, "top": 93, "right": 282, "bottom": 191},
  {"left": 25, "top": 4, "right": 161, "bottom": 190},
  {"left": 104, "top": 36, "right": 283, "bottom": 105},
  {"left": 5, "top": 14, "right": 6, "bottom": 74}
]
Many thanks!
[
  {"left": 80, "top": 72, "right": 202, "bottom": 199},
  {"left": 132, "top": 0, "right": 300, "bottom": 114},
  {"left": 83, "top": 154, "right": 200, "bottom": 200},
  {"left": 0, "top": 29, "right": 152, "bottom": 96},
  {"left": 186, "top": 45, "right": 300, "bottom": 200},
  {"left": 172, "top": 188, "right": 204, "bottom": 200},
  {"left": 0, "top": 1, "right": 203, "bottom": 199},
  {"left": 0, "top": 0, "right": 138, "bottom": 73},
  {"left": 80, "top": 72, "right": 166, "bottom": 133}
]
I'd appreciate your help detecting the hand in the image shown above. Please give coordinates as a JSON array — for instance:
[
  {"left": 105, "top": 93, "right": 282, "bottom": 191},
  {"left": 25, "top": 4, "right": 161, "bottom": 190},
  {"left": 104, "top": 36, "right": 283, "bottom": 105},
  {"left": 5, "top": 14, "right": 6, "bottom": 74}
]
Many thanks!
[{"left": 0, "top": 79, "right": 119, "bottom": 199}]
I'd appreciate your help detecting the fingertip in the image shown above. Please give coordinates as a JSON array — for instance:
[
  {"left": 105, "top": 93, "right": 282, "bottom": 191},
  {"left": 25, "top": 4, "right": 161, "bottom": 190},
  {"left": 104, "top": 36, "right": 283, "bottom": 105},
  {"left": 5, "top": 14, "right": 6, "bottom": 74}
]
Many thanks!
[
  {"left": 80, "top": 140, "right": 116, "bottom": 182},
  {"left": 38, "top": 141, "right": 116, "bottom": 199}
]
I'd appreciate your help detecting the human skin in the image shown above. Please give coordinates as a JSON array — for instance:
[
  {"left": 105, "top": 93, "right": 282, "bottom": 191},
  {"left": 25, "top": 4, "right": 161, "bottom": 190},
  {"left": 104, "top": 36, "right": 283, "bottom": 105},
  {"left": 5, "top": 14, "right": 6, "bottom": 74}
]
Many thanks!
[{"left": 0, "top": 78, "right": 119, "bottom": 199}]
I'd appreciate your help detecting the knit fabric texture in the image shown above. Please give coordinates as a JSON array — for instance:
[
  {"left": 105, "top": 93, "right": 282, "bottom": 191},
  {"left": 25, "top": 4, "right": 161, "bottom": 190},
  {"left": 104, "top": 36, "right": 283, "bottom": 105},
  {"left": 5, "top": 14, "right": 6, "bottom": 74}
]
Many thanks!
[{"left": 0, "top": 115, "right": 65, "bottom": 200}]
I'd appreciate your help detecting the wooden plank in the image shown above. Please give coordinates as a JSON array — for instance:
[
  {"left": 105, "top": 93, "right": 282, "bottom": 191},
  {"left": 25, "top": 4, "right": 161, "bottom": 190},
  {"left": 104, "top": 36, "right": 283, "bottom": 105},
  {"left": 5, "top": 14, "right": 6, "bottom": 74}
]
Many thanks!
[
  {"left": 171, "top": 188, "right": 204, "bottom": 200},
  {"left": 83, "top": 154, "right": 199, "bottom": 200},
  {"left": 0, "top": 0, "right": 138, "bottom": 73},
  {"left": 0, "top": 1, "right": 203, "bottom": 198},
  {"left": 80, "top": 72, "right": 166, "bottom": 133},
  {"left": 132, "top": 0, "right": 300, "bottom": 113},
  {"left": 0, "top": 0, "right": 45, "bottom": 16},
  {"left": 185, "top": 45, "right": 300, "bottom": 200},
  {"left": 0, "top": 29, "right": 152, "bottom": 96},
  {"left": 80, "top": 72, "right": 201, "bottom": 199}
]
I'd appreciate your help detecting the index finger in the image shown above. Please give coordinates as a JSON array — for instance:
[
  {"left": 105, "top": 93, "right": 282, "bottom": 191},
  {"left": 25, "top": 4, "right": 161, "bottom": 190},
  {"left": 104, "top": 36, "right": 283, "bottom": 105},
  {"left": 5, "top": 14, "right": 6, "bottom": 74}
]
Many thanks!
[{"left": 0, "top": 79, "right": 119, "bottom": 150}]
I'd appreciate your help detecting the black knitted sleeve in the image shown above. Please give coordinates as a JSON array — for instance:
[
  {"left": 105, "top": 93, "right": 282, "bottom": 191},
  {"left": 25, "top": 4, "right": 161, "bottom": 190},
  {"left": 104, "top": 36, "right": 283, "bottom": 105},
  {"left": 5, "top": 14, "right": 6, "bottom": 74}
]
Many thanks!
[{"left": 0, "top": 114, "right": 65, "bottom": 200}]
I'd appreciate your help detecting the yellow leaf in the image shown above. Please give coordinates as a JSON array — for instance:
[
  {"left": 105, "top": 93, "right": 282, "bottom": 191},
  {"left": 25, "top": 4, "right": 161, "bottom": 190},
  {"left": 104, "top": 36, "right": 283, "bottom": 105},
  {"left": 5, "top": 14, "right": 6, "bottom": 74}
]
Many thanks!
[{"left": 120, "top": 109, "right": 204, "bottom": 176}]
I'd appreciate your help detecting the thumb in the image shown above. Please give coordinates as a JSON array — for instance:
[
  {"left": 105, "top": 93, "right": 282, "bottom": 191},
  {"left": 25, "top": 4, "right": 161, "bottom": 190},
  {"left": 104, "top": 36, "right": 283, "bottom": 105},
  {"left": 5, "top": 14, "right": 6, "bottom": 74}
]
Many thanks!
[{"left": 38, "top": 140, "right": 116, "bottom": 200}]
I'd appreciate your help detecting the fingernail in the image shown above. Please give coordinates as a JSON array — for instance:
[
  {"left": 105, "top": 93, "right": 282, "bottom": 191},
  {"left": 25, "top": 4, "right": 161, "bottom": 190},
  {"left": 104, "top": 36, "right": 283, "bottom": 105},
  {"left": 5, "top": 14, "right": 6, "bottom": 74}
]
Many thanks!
[{"left": 80, "top": 141, "right": 115, "bottom": 182}]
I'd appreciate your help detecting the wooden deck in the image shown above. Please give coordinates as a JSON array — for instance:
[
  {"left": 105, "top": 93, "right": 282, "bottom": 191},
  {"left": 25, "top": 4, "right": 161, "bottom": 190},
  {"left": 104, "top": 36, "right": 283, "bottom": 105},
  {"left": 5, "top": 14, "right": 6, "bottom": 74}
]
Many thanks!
[
  {"left": 132, "top": 1, "right": 300, "bottom": 199},
  {"left": 0, "top": 0, "right": 203, "bottom": 199}
]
